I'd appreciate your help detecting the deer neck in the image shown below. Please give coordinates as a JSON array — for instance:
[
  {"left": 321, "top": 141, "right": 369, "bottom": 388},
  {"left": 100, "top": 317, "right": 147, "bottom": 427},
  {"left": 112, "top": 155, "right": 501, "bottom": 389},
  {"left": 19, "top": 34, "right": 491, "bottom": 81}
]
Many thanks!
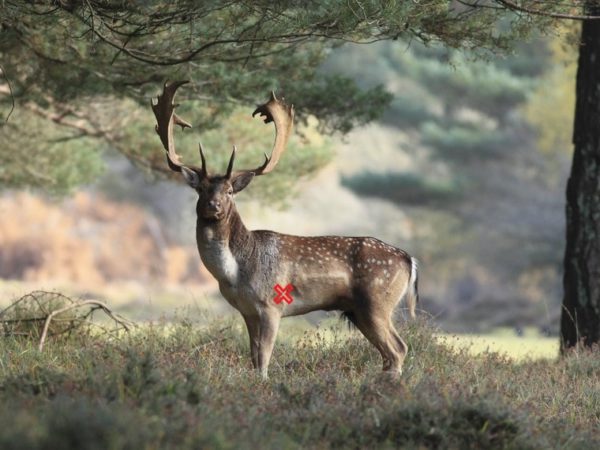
[{"left": 195, "top": 204, "right": 253, "bottom": 286}]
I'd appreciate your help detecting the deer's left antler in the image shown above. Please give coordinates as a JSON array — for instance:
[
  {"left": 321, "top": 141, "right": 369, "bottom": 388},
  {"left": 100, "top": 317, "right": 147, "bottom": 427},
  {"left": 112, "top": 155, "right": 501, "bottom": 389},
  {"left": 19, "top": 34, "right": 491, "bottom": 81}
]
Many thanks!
[{"left": 228, "top": 91, "right": 294, "bottom": 179}]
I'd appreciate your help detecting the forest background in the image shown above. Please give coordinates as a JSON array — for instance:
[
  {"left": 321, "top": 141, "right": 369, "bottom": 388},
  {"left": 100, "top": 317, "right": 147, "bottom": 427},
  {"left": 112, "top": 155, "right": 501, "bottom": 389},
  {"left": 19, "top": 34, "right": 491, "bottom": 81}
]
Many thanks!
[{"left": 0, "top": 27, "right": 576, "bottom": 336}]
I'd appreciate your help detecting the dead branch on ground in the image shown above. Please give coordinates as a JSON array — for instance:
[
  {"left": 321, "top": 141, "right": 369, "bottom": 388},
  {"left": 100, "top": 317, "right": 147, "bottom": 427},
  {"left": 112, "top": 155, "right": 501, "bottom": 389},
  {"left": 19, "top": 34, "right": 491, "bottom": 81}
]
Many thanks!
[{"left": 0, "top": 290, "right": 134, "bottom": 351}]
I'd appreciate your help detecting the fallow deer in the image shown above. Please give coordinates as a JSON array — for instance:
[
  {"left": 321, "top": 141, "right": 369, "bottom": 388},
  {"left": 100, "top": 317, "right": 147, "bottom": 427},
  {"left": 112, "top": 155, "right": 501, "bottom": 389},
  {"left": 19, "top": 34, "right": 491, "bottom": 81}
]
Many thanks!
[{"left": 151, "top": 81, "right": 419, "bottom": 378}]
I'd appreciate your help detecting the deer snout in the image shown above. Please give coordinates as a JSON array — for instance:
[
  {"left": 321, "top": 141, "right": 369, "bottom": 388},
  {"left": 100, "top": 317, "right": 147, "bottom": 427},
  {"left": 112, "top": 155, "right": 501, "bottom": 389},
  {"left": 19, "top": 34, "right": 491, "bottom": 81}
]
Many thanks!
[{"left": 208, "top": 199, "right": 221, "bottom": 210}]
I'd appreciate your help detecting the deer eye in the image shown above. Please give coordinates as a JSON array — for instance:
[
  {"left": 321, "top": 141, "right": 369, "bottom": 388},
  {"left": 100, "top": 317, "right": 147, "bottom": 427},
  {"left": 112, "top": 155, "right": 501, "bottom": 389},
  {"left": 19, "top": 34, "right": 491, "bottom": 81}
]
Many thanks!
[{"left": 227, "top": 189, "right": 233, "bottom": 196}]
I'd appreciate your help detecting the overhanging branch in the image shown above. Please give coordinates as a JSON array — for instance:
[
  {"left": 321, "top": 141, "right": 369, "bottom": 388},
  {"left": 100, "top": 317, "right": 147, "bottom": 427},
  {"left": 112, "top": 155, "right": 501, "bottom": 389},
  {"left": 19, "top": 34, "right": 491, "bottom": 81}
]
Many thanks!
[
  {"left": 460, "top": 0, "right": 600, "bottom": 20},
  {"left": 0, "top": 64, "right": 15, "bottom": 123}
]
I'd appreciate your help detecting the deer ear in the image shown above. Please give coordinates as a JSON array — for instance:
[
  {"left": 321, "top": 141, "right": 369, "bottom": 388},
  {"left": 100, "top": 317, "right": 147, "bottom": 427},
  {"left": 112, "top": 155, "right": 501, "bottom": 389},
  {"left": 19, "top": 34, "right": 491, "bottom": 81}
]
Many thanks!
[
  {"left": 232, "top": 172, "right": 255, "bottom": 193},
  {"left": 181, "top": 166, "right": 200, "bottom": 188}
]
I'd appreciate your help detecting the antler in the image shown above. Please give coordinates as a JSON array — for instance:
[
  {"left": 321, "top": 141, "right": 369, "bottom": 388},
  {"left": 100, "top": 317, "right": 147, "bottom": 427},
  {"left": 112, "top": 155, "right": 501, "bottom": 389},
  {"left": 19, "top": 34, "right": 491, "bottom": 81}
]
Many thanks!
[
  {"left": 230, "top": 91, "right": 294, "bottom": 178},
  {"left": 151, "top": 81, "right": 199, "bottom": 174},
  {"left": 152, "top": 82, "right": 293, "bottom": 179}
]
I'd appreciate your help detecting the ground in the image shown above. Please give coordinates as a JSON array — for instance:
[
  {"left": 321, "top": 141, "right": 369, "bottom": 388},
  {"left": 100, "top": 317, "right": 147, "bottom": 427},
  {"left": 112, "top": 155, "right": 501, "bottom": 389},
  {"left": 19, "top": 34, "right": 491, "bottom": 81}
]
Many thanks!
[{"left": 0, "top": 298, "right": 598, "bottom": 449}]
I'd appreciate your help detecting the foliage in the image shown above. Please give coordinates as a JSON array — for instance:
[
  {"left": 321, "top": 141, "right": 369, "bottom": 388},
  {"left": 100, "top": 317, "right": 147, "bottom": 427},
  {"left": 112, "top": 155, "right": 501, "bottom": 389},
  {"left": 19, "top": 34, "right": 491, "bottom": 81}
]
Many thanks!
[
  {"left": 0, "top": 314, "right": 598, "bottom": 449},
  {"left": 523, "top": 24, "right": 579, "bottom": 156},
  {"left": 0, "top": 0, "right": 569, "bottom": 194},
  {"left": 403, "top": 51, "right": 535, "bottom": 119},
  {"left": 324, "top": 38, "right": 544, "bottom": 252},
  {"left": 342, "top": 171, "right": 465, "bottom": 207},
  {"left": 419, "top": 121, "right": 507, "bottom": 159},
  {"left": 328, "top": 37, "right": 561, "bottom": 223},
  {"left": 326, "top": 38, "right": 539, "bottom": 171},
  {"left": 0, "top": 110, "right": 104, "bottom": 194}
]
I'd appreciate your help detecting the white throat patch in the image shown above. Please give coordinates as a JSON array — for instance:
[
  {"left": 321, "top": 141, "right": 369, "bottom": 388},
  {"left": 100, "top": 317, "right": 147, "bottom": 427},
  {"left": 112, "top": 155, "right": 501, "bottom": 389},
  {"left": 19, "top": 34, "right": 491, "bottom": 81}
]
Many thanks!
[{"left": 198, "top": 234, "right": 239, "bottom": 286}]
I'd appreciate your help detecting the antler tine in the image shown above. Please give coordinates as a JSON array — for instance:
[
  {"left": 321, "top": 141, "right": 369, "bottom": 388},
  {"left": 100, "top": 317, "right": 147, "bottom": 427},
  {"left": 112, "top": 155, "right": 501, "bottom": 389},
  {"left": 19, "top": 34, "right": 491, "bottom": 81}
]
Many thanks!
[
  {"left": 199, "top": 142, "right": 208, "bottom": 176},
  {"left": 226, "top": 145, "right": 236, "bottom": 178},
  {"left": 234, "top": 91, "right": 294, "bottom": 177},
  {"left": 151, "top": 80, "right": 192, "bottom": 173}
]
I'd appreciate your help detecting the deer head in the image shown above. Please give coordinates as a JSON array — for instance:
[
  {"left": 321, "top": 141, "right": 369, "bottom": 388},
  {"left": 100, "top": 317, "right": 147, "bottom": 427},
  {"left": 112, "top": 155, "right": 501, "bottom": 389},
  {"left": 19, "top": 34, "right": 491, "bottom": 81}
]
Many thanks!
[{"left": 151, "top": 81, "right": 294, "bottom": 221}]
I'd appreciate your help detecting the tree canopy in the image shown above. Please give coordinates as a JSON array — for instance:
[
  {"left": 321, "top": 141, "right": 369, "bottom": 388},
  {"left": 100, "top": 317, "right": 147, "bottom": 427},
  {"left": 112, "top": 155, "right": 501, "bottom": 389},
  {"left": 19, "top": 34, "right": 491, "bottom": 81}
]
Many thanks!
[{"left": 0, "top": 0, "right": 554, "bottom": 194}]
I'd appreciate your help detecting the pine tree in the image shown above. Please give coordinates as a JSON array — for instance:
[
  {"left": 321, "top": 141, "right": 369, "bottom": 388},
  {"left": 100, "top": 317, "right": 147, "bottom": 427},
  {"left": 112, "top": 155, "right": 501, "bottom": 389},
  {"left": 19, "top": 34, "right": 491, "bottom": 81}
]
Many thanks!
[
  {"left": 561, "top": 2, "right": 600, "bottom": 350},
  {"left": 0, "top": 0, "right": 531, "bottom": 193}
]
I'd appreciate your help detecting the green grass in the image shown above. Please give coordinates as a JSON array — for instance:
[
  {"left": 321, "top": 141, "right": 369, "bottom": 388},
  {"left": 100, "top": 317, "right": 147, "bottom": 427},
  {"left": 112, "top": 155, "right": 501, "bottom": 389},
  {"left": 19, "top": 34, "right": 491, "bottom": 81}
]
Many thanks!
[
  {"left": 0, "top": 314, "right": 598, "bottom": 450},
  {"left": 438, "top": 329, "right": 559, "bottom": 361}
]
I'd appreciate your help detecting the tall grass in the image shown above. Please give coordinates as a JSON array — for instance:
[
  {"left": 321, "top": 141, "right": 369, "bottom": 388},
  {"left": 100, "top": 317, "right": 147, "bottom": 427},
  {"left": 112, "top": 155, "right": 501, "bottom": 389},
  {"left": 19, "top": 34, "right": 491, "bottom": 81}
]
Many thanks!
[{"left": 0, "top": 316, "right": 598, "bottom": 449}]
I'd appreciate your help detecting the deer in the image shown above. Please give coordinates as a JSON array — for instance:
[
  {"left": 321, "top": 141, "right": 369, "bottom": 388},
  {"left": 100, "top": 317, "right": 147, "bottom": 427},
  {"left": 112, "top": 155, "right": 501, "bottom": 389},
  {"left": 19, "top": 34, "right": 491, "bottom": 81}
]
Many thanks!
[{"left": 151, "top": 81, "right": 419, "bottom": 379}]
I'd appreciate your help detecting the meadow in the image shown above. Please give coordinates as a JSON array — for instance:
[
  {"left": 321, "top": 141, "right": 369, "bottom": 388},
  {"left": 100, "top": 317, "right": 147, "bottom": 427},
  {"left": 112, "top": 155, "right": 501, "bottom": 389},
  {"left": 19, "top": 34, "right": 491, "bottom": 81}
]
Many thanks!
[
  {"left": 0, "top": 300, "right": 598, "bottom": 450},
  {"left": 439, "top": 329, "right": 558, "bottom": 361}
]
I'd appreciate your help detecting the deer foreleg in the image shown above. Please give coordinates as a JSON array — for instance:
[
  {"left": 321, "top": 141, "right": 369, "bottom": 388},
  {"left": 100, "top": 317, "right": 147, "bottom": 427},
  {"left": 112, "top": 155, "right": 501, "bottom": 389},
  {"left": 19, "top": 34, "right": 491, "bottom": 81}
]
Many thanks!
[
  {"left": 257, "top": 310, "right": 281, "bottom": 380},
  {"left": 242, "top": 314, "right": 260, "bottom": 369}
]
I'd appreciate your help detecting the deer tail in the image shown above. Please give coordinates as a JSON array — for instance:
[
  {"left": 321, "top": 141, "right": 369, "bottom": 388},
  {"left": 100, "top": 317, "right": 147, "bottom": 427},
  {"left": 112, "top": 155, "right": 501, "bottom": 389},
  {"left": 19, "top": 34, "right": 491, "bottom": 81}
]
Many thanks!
[
  {"left": 405, "top": 256, "right": 419, "bottom": 319},
  {"left": 340, "top": 311, "right": 358, "bottom": 330}
]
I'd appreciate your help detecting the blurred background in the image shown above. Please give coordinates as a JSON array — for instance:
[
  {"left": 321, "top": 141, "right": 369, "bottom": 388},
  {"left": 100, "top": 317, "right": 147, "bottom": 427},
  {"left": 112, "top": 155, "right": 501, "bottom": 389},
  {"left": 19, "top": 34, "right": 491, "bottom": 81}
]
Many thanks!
[{"left": 0, "top": 33, "right": 575, "bottom": 336}]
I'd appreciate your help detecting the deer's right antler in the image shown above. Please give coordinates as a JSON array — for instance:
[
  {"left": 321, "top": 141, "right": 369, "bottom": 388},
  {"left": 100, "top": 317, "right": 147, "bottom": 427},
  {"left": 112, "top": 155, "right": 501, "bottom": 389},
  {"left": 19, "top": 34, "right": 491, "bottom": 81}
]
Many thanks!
[{"left": 152, "top": 81, "right": 205, "bottom": 175}]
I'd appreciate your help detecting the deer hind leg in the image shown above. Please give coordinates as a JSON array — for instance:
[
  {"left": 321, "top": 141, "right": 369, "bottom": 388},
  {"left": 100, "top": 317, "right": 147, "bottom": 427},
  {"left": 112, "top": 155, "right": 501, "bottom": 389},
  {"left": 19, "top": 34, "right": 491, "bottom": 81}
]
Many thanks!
[
  {"left": 388, "top": 321, "right": 409, "bottom": 370},
  {"left": 353, "top": 309, "right": 406, "bottom": 374},
  {"left": 256, "top": 310, "right": 281, "bottom": 380}
]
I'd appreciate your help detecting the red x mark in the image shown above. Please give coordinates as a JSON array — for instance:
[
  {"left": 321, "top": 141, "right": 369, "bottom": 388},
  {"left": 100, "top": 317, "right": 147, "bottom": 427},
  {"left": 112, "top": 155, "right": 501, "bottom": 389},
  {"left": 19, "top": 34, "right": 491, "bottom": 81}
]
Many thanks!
[{"left": 273, "top": 283, "right": 294, "bottom": 304}]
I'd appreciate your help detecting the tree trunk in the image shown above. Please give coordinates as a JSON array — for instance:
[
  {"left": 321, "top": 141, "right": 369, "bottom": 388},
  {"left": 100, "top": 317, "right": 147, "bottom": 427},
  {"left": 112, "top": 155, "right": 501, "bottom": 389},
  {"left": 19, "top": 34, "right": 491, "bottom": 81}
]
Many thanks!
[{"left": 561, "top": 5, "right": 600, "bottom": 351}]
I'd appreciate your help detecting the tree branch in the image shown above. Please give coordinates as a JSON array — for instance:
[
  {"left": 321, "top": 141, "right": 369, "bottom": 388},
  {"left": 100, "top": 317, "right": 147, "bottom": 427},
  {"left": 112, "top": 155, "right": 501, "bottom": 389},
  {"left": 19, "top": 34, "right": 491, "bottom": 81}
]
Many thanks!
[
  {"left": 467, "top": 0, "right": 600, "bottom": 20},
  {"left": 38, "top": 299, "right": 134, "bottom": 351},
  {"left": 0, "top": 64, "right": 15, "bottom": 123}
]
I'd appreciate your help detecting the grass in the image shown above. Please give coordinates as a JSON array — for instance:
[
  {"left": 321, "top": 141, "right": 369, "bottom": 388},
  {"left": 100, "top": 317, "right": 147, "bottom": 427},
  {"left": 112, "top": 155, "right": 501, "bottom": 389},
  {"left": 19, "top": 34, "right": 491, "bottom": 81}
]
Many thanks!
[
  {"left": 439, "top": 329, "right": 559, "bottom": 361},
  {"left": 0, "top": 312, "right": 598, "bottom": 450}
]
